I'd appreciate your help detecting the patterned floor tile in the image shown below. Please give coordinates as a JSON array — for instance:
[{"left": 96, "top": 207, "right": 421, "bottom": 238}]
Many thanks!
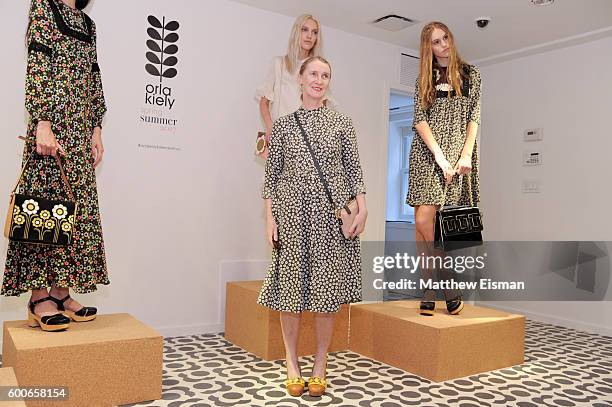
[{"left": 123, "top": 320, "right": 612, "bottom": 407}]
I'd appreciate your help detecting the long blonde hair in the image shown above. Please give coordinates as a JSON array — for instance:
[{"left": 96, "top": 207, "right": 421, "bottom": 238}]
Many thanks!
[
  {"left": 418, "top": 22, "right": 468, "bottom": 110},
  {"left": 285, "top": 14, "right": 323, "bottom": 74}
]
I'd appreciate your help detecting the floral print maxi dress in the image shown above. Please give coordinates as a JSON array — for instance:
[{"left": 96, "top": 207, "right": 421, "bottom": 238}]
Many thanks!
[
  {"left": 2, "top": 0, "right": 109, "bottom": 296},
  {"left": 257, "top": 107, "right": 366, "bottom": 313}
]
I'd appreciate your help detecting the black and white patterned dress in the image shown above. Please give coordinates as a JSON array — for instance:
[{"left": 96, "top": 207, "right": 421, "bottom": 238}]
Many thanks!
[
  {"left": 257, "top": 106, "right": 366, "bottom": 313},
  {"left": 407, "top": 64, "right": 481, "bottom": 206}
]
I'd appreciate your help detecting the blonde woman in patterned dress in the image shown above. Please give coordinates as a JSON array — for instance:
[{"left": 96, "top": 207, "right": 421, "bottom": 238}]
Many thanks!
[
  {"left": 257, "top": 57, "right": 367, "bottom": 397},
  {"left": 2, "top": 0, "right": 108, "bottom": 331},
  {"left": 255, "top": 14, "right": 336, "bottom": 159},
  {"left": 407, "top": 22, "right": 481, "bottom": 316}
]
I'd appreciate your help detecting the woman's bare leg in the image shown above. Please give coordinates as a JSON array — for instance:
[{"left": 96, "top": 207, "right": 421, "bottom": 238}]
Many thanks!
[
  {"left": 280, "top": 312, "right": 302, "bottom": 378},
  {"left": 30, "top": 287, "right": 59, "bottom": 316},
  {"left": 49, "top": 286, "right": 85, "bottom": 312},
  {"left": 312, "top": 313, "right": 334, "bottom": 378},
  {"left": 415, "top": 205, "right": 438, "bottom": 302}
]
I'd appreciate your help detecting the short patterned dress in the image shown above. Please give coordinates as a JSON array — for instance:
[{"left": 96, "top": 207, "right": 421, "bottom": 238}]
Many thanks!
[
  {"left": 407, "top": 64, "right": 481, "bottom": 206},
  {"left": 2, "top": 0, "right": 109, "bottom": 296},
  {"left": 257, "top": 106, "right": 366, "bottom": 313}
]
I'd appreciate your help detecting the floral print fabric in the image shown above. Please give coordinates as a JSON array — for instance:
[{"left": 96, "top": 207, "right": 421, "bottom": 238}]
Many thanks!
[
  {"left": 2, "top": 0, "right": 109, "bottom": 296},
  {"left": 407, "top": 64, "right": 481, "bottom": 207},
  {"left": 257, "top": 107, "right": 365, "bottom": 313}
]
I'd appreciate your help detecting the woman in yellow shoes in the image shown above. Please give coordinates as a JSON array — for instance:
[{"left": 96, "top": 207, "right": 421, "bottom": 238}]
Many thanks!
[{"left": 259, "top": 56, "right": 367, "bottom": 398}]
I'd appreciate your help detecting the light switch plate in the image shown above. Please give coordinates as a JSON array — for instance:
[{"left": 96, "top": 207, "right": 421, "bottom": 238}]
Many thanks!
[{"left": 522, "top": 179, "right": 541, "bottom": 193}]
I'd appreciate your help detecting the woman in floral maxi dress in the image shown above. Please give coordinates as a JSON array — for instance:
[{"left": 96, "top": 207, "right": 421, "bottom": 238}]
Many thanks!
[{"left": 2, "top": 0, "right": 108, "bottom": 331}]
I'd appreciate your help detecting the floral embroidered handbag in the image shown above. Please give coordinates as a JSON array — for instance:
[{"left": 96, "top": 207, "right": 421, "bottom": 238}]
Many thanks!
[{"left": 4, "top": 138, "right": 77, "bottom": 246}]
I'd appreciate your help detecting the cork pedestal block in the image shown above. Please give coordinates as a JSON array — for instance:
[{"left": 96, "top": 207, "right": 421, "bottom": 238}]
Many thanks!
[
  {"left": 349, "top": 301, "right": 525, "bottom": 382},
  {"left": 225, "top": 280, "right": 350, "bottom": 360},
  {"left": 0, "top": 367, "right": 27, "bottom": 407},
  {"left": 2, "top": 313, "right": 163, "bottom": 407}
]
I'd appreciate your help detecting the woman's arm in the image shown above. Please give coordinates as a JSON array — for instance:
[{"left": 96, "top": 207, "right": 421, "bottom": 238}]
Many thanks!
[
  {"left": 89, "top": 19, "right": 107, "bottom": 129},
  {"left": 339, "top": 117, "right": 368, "bottom": 238},
  {"left": 454, "top": 66, "right": 482, "bottom": 175},
  {"left": 340, "top": 117, "right": 366, "bottom": 198},
  {"left": 89, "top": 18, "right": 106, "bottom": 167},
  {"left": 92, "top": 126, "right": 104, "bottom": 168},
  {"left": 262, "top": 120, "right": 284, "bottom": 246},
  {"left": 414, "top": 121, "right": 444, "bottom": 161},
  {"left": 264, "top": 198, "right": 277, "bottom": 247},
  {"left": 350, "top": 192, "right": 367, "bottom": 238},
  {"left": 256, "top": 58, "right": 278, "bottom": 157},
  {"left": 259, "top": 97, "right": 273, "bottom": 137},
  {"left": 26, "top": 0, "right": 64, "bottom": 157},
  {"left": 454, "top": 122, "right": 478, "bottom": 174},
  {"left": 413, "top": 79, "right": 454, "bottom": 185},
  {"left": 26, "top": 0, "right": 54, "bottom": 124}
]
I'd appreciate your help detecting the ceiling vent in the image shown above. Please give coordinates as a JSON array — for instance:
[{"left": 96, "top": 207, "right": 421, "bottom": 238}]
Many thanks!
[
  {"left": 531, "top": 0, "right": 554, "bottom": 5},
  {"left": 372, "top": 15, "right": 418, "bottom": 32}
]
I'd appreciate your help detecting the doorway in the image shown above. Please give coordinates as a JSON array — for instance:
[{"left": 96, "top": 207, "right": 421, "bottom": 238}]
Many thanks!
[
  {"left": 385, "top": 90, "right": 415, "bottom": 232},
  {"left": 384, "top": 89, "right": 419, "bottom": 300}
]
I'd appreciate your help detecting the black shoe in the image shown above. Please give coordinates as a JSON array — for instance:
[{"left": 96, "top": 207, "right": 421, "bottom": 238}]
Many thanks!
[
  {"left": 27, "top": 297, "right": 70, "bottom": 331},
  {"left": 446, "top": 297, "right": 464, "bottom": 315},
  {"left": 49, "top": 294, "right": 97, "bottom": 322},
  {"left": 419, "top": 301, "right": 435, "bottom": 316}
]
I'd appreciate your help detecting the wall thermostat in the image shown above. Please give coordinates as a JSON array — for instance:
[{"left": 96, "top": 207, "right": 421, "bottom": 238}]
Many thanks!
[{"left": 524, "top": 128, "right": 543, "bottom": 141}]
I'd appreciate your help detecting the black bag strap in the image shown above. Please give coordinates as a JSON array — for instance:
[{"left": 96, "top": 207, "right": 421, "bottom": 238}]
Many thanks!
[{"left": 294, "top": 111, "right": 335, "bottom": 208}]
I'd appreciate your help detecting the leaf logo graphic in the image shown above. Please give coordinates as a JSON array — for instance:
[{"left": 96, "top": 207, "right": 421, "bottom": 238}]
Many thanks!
[{"left": 145, "top": 16, "right": 179, "bottom": 82}]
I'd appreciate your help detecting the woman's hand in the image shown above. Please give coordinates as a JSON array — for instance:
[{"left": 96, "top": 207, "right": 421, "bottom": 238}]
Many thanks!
[
  {"left": 453, "top": 154, "right": 472, "bottom": 176},
  {"left": 92, "top": 127, "right": 104, "bottom": 168},
  {"left": 349, "top": 209, "right": 368, "bottom": 239},
  {"left": 434, "top": 152, "right": 455, "bottom": 185},
  {"left": 261, "top": 129, "right": 271, "bottom": 160},
  {"left": 266, "top": 212, "right": 278, "bottom": 248},
  {"left": 35, "top": 121, "right": 65, "bottom": 157}
]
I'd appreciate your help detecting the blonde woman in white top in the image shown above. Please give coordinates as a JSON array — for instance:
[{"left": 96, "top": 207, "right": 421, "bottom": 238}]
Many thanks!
[{"left": 255, "top": 14, "right": 335, "bottom": 158}]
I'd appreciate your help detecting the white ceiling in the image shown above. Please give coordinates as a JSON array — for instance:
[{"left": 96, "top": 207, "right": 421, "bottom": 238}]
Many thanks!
[{"left": 230, "top": 0, "right": 612, "bottom": 62}]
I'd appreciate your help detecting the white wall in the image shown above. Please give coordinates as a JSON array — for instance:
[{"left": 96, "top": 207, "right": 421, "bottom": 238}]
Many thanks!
[
  {"left": 0, "top": 0, "right": 410, "bottom": 340},
  {"left": 477, "top": 35, "right": 612, "bottom": 336}
]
